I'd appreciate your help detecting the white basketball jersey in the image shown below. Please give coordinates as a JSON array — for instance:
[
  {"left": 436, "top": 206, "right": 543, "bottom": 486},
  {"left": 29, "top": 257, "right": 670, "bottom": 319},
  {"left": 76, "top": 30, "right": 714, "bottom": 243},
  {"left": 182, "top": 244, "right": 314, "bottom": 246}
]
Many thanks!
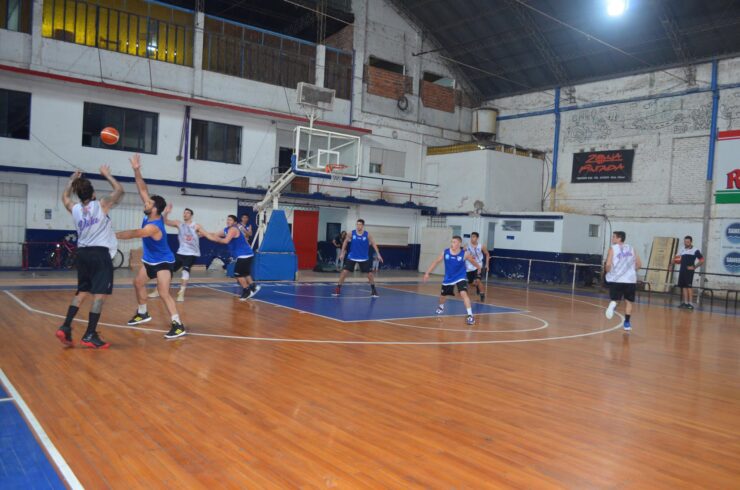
[
  {"left": 177, "top": 222, "right": 200, "bottom": 256},
  {"left": 605, "top": 243, "right": 637, "bottom": 284},
  {"left": 72, "top": 201, "right": 117, "bottom": 258},
  {"left": 466, "top": 243, "right": 484, "bottom": 272}
]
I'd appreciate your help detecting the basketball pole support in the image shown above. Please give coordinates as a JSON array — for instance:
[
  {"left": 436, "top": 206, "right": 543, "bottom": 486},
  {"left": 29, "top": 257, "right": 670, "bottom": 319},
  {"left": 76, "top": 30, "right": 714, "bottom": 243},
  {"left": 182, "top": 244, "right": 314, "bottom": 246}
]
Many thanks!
[{"left": 251, "top": 108, "right": 319, "bottom": 248}]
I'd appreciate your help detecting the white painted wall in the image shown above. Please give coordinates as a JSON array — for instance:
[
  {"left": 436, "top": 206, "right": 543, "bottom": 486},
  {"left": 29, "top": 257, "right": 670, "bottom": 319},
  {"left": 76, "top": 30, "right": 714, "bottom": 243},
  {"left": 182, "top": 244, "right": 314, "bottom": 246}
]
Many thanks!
[
  {"left": 428, "top": 149, "right": 544, "bottom": 213},
  {"left": 488, "top": 57, "right": 740, "bottom": 285}
]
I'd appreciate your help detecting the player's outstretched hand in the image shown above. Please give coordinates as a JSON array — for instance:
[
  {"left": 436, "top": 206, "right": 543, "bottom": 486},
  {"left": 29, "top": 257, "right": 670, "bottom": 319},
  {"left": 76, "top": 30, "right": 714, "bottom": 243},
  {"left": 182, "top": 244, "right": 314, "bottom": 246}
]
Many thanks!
[
  {"left": 423, "top": 272, "right": 430, "bottom": 282},
  {"left": 99, "top": 165, "right": 111, "bottom": 177},
  {"left": 70, "top": 170, "right": 82, "bottom": 181},
  {"left": 164, "top": 202, "right": 173, "bottom": 215},
  {"left": 378, "top": 255, "right": 384, "bottom": 263},
  {"left": 129, "top": 153, "right": 142, "bottom": 170}
]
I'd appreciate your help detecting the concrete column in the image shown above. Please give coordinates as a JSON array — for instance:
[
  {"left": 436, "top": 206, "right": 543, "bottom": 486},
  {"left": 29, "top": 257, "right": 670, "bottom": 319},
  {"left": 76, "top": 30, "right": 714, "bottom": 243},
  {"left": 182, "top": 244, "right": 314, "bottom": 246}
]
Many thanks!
[
  {"left": 192, "top": 11, "right": 205, "bottom": 97},
  {"left": 30, "top": 0, "right": 44, "bottom": 68},
  {"left": 315, "top": 44, "right": 326, "bottom": 87}
]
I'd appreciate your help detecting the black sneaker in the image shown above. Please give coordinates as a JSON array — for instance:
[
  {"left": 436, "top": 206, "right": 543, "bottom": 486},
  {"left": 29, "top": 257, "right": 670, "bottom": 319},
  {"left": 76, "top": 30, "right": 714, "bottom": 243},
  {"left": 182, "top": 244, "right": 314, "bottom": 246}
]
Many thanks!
[
  {"left": 239, "top": 289, "right": 250, "bottom": 301},
  {"left": 248, "top": 285, "right": 262, "bottom": 298},
  {"left": 371, "top": 287, "right": 379, "bottom": 298},
  {"left": 466, "top": 315, "right": 475, "bottom": 325},
  {"left": 332, "top": 287, "right": 341, "bottom": 297},
  {"left": 164, "top": 322, "right": 186, "bottom": 339},
  {"left": 479, "top": 293, "right": 485, "bottom": 301},
  {"left": 80, "top": 332, "right": 110, "bottom": 349},
  {"left": 56, "top": 325, "right": 73, "bottom": 347},
  {"left": 127, "top": 312, "right": 152, "bottom": 325},
  {"left": 686, "top": 304, "right": 695, "bottom": 310}
]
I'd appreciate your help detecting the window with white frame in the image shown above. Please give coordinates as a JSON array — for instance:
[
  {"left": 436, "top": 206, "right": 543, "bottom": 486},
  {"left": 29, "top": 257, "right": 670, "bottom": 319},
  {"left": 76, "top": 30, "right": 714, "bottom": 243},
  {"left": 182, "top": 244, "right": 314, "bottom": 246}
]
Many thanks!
[
  {"left": 534, "top": 220, "right": 555, "bottom": 232},
  {"left": 502, "top": 220, "right": 521, "bottom": 231}
]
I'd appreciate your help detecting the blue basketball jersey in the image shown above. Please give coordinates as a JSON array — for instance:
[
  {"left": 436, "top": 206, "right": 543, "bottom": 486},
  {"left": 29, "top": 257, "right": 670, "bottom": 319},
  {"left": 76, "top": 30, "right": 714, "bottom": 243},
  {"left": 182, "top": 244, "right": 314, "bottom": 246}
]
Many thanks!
[
  {"left": 442, "top": 248, "right": 467, "bottom": 285},
  {"left": 348, "top": 230, "right": 370, "bottom": 261},
  {"left": 225, "top": 226, "right": 254, "bottom": 259},
  {"left": 142, "top": 217, "right": 174, "bottom": 265}
]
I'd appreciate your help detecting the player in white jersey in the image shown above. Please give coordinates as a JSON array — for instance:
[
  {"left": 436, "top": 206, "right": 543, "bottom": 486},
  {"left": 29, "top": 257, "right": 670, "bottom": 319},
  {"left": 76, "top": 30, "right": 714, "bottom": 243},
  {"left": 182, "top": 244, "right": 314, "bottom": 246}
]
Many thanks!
[
  {"left": 57, "top": 166, "right": 124, "bottom": 349},
  {"left": 148, "top": 204, "right": 202, "bottom": 302},
  {"left": 465, "top": 232, "right": 490, "bottom": 301},
  {"left": 604, "top": 231, "right": 642, "bottom": 331}
]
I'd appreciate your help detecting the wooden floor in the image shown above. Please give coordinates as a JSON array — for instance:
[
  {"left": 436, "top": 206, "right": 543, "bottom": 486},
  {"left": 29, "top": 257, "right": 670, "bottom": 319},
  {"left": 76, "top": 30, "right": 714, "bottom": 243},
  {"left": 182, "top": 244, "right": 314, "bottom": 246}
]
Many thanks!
[{"left": 1, "top": 280, "right": 739, "bottom": 489}]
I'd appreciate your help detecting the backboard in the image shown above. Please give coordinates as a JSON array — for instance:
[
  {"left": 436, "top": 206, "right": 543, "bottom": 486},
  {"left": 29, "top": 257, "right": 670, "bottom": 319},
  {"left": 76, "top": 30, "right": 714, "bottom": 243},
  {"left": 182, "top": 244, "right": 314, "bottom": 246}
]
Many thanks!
[{"left": 292, "top": 126, "right": 360, "bottom": 181}]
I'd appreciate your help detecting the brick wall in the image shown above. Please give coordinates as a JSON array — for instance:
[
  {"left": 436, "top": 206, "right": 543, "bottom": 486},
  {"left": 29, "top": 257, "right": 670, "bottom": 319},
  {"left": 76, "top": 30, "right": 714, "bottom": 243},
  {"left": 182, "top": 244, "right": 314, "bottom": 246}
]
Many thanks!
[
  {"left": 421, "top": 80, "right": 455, "bottom": 112},
  {"left": 365, "top": 65, "right": 413, "bottom": 99},
  {"left": 325, "top": 25, "right": 354, "bottom": 51}
]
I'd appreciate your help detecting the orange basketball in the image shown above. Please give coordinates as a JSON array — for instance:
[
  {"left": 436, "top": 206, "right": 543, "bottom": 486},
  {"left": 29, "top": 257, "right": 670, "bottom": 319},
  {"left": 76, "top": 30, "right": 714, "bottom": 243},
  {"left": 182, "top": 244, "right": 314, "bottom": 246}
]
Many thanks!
[
  {"left": 100, "top": 127, "right": 119, "bottom": 145},
  {"left": 673, "top": 255, "right": 682, "bottom": 264}
]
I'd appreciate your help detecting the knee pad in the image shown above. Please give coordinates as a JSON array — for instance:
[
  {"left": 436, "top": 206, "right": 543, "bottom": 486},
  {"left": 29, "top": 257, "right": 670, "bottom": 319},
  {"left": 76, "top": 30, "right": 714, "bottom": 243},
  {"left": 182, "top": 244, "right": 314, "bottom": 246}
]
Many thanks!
[{"left": 181, "top": 270, "right": 190, "bottom": 281}]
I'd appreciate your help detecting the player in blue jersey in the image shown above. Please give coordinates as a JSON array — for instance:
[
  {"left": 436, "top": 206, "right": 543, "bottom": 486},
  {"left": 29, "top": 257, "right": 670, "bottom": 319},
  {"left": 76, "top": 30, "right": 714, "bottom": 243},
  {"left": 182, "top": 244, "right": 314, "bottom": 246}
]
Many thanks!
[
  {"left": 423, "top": 235, "right": 481, "bottom": 325},
  {"left": 200, "top": 215, "right": 261, "bottom": 301},
  {"left": 333, "top": 219, "right": 383, "bottom": 297},
  {"left": 115, "top": 154, "right": 186, "bottom": 339}
]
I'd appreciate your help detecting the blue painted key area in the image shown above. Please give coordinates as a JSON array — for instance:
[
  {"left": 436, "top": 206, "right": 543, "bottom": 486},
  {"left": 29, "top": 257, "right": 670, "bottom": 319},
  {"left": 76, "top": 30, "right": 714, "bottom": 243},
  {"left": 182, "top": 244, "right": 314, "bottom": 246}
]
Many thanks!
[
  {"left": 0, "top": 387, "right": 66, "bottom": 489},
  {"left": 211, "top": 283, "right": 519, "bottom": 322}
]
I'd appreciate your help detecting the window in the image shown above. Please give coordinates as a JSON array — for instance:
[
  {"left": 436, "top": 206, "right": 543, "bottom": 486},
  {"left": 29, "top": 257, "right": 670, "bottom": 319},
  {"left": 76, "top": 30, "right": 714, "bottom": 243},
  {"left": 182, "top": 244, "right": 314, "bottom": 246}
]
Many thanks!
[
  {"left": 423, "top": 72, "right": 455, "bottom": 88},
  {"left": 369, "top": 148, "right": 405, "bottom": 178},
  {"left": 502, "top": 220, "right": 521, "bottom": 231},
  {"left": 534, "top": 220, "right": 555, "bottom": 233},
  {"left": 0, "top": 89, "right": 31, "bottom": 140},
  {"left": 191, "top": 119, "right": 242, "bottom": 164},
  {"left": 82, "top": 102, "right": 158, "bottom": 153},
  {"left": 368, "top": 56, "right": 404, "bottom": 74},
  {"left": 1, "top": 0, "right": 32, "bottom": 33},
  {"left": 589, "top": 224, "right": 600, "bottom": 237}
]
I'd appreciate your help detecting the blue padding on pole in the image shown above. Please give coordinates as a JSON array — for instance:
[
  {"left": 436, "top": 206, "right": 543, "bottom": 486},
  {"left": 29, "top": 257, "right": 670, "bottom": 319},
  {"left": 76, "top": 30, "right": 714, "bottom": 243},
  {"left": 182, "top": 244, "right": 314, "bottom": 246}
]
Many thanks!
[
  {"left": 253, "top": 253, "right": 297, "bottom": 281},
  {"left": 259, "top": 210, "right": 296, "bottom": 253}
]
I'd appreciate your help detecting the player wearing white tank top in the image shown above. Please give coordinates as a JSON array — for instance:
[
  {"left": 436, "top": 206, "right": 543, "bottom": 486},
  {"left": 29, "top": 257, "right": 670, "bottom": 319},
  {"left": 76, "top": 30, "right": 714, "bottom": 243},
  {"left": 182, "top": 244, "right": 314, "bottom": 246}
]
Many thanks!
[
  {"left": 465, "top": 232, "right": 490, "bottom": 301},
  {"left": 604, "top": 231, "right": 642, "bottom": 331},
  {"left": 147, "top": 204, "right": 202, "bottom": 302},
  {"left": 57, "top": 165, "right": 124, "bottom": 349}
]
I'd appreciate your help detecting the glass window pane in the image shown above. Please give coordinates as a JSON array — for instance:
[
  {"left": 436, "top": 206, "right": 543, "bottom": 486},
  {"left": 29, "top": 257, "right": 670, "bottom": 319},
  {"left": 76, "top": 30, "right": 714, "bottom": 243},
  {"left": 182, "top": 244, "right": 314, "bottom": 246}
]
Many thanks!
[
  {"left": 81, "top": 102, "right": 157, "bottom": 153},
  {"left": 534, "top": 220, "right": 555, "bottom": 233},
  {"left": 0, "top": 89, "right": 31, "bottom": 140},
  {"left": 502, "top": 220, "right": 521, "bottom": 232},
  {"left": 189, "top": 119, "right": 241, "bottom": 164}
]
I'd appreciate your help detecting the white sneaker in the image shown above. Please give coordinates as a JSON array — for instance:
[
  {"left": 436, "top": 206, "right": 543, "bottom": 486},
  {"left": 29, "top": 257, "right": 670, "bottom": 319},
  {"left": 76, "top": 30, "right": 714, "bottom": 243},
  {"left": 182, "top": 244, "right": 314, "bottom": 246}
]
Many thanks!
[
  {"left": 148, "top": 290, "right": 160, "bottom": 298},
  {"left": 605, "top": 301, "right": 617, "bottom": 320},
  {"left": 176, "top": 289, "right": 185, "bottom": 302}
]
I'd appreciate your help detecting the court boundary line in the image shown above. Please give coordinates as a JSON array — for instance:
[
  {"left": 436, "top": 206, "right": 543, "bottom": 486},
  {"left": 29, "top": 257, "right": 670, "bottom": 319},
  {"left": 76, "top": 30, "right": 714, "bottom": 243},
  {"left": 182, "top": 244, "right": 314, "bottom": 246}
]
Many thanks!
[
  {"left": 379, "top": 313, "right": 549, "bottom": 333},
  {"left": 3, "top": 289, "right": 624, "bottom": 345},
  {"left": 0, "top": 397, "right": 12, "bottom": 402},
  {"left": 0, "top": 369, "right": 84, "bottom": 490}
]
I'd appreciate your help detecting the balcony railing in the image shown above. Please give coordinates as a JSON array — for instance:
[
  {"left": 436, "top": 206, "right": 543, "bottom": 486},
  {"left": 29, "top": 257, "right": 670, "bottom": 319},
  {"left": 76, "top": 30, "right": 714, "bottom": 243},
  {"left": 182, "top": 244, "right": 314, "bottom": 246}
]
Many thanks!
[
  {"left": 203, "top": 17, "right": 316, "bottom": 89},
  {"left": 325, "top": 47, "right": 352, "bottom": 100},
  {"left": 42, "top": 0, "right": 194, "bottom": 66},
  {"left": 1, "top": 0, "right": 32, "bottom": 33}
]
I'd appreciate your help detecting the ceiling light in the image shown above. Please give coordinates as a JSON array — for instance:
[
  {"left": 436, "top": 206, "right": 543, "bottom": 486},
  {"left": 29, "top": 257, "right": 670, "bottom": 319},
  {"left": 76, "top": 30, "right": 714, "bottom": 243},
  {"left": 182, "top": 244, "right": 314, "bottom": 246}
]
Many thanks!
[{"left": 606, "top": 0, "right": 628, "bottom": 17}]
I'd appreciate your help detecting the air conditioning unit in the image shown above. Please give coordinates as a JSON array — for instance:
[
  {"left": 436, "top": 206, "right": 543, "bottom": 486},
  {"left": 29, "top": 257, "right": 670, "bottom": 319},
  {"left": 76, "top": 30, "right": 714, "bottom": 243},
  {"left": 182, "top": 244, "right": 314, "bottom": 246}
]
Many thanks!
[{"left": 297, "top": 82, "right": 336, "bottom": 111}]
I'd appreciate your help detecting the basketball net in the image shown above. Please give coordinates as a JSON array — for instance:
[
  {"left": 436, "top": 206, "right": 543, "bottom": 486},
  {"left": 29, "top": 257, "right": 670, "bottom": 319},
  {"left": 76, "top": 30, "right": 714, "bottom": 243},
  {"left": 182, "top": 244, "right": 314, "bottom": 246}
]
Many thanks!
[{"left": 325, "top": 163, "right": 347, "bottom": 183}]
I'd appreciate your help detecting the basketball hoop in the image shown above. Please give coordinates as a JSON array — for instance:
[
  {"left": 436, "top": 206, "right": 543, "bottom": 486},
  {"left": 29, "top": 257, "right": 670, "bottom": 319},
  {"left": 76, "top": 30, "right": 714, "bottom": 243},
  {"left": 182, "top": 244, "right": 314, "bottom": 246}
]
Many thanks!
[{"left": 325, "top": 163, "right": 348, "bottom": 182}]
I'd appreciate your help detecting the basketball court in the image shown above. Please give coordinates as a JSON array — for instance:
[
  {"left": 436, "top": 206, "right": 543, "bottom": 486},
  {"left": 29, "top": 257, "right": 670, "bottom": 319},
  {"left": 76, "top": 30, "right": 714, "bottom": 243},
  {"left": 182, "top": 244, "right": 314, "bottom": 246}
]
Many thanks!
[
  {"left": 1, "top": 272, "right": 738, "bottom": 488},
  {"left": 1, "top": 0, "right": 740, "bottom": 488}
]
